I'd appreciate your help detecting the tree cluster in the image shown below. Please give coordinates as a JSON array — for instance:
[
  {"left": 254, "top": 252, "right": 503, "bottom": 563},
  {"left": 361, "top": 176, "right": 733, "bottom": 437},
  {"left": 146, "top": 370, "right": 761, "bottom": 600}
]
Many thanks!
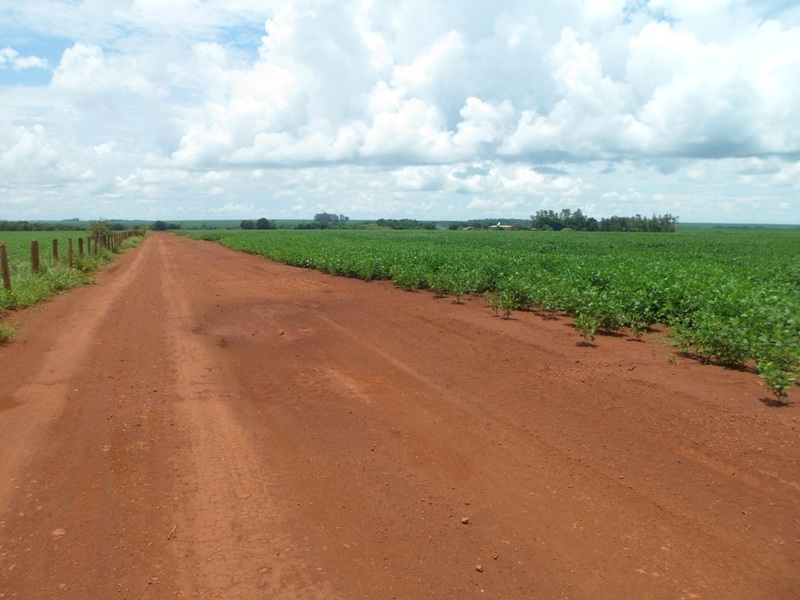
[
  {"left": 290, "top": 213, "right": 352, "bottom": 229},
  {"left": 371, "top": 218, "right": 436, "bottom": 230},
  {"left": 531, "top": 209, "right": 677, "bottom": 232},
  {"left": 152, "top": 221, "right": 182, "bottom": 231},
  {"left": 314, "top": 212, "right": 349, "bottom": 224},
  {"left": 240, "top": 218, "right": 277, "bottom": 230},
  {"left": 303, "top": 213, "right": 350, "bottom": 229},
  {"left": 598, "top": 214, "right": 678, "bottom": 232}
]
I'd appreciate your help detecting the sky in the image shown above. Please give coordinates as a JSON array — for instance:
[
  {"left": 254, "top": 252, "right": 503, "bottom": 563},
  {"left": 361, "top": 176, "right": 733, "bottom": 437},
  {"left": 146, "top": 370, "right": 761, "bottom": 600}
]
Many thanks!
[{"left": 0, "top": 0, "right": 799, "bottom": 223}]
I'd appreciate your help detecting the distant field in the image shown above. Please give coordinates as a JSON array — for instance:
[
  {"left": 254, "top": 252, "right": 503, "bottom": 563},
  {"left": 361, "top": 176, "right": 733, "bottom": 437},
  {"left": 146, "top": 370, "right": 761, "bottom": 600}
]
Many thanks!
[
  {"left": 677, "top": 223, "right": 800, "bottom": 230},
  {"left": 7, "top": 218, "right": 798, "bottom": 232},
  {"left": 181, "top": 227, "right": 800, "bottom": 397},
  {"left": 0, "top": 231, "right": 86, "bottom": 272}
]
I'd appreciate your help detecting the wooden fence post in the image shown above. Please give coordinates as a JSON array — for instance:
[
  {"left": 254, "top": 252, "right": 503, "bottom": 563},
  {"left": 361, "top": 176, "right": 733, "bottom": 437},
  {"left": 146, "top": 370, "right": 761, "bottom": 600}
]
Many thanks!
[
  {"left": 78, "top": 237, "right": 84, "bottom": 256},
  {"left": 52, "top": 238, "right": 59, "bottom": 264},
  {"left": 1, "top": 243, "right": 11, "bottom": 292},
  {"left": 68, "top": 238, "right": 74, "bottom": 269},
  {"left": 31, "top": 240, "right": 40, "bottom": 273}
]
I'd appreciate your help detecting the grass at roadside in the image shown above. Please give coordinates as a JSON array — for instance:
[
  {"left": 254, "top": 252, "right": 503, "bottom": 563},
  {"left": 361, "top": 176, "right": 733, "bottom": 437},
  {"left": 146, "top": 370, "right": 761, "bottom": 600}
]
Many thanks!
[
  {"left": 0, "top": 234, "right": 145, "bottom": 315},
  {"left": 118, "top": 235, "right": 144, "bottom": 252},
  {"left": 0, "top": 321, "right": 15, "bottom": 345}
]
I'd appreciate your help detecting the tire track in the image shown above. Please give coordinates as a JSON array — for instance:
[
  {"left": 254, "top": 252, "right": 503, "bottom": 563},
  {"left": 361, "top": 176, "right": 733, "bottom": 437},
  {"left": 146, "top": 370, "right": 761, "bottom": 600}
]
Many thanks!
[
  {"left": 0, "top": 245, "right": 148, "bottom": 510},
  {"left": 155, "top": 235, "right": 337, "bottom": 599}
]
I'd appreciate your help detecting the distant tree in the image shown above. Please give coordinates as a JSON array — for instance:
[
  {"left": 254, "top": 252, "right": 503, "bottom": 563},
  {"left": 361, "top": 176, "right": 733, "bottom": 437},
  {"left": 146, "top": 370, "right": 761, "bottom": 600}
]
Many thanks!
[
  {"left": 90, "top": 220, "right": 113, "bottom": 237},
  {"left": 313, "top": 213, "right": 349, "bottom": 228},
  {"left": 240, "top": 220, "right": 256, "bottom": 230},
  {"left": 295, "top": 221, "right": 322, "bottom": 229},
  {"left": 152, "top": 220, "right": 181, "bottom": 231},
  {"left": 255, "top": 217, "right": 276, "bottom": 230},
  {"left": 531, "top": 210, "right": 563, "bottom": 231},
  {"left": 566, "top": 209, "right": 588, "bottom": 231},
  {"left": 659, "top": 214, "right": 678, "bottom": 232}
]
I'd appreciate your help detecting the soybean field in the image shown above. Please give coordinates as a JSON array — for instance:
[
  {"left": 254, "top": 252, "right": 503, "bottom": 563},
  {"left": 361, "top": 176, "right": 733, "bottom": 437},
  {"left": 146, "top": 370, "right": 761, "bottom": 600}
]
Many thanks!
[{"left": 184, "top": 228, "right": 800, "bottom": 398}]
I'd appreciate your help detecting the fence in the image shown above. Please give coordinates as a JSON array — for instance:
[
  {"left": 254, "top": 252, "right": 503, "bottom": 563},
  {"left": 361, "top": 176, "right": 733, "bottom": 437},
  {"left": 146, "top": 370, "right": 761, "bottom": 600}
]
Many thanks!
[{"left": 0, "top": 231, "right": 143, "bottom": 293}]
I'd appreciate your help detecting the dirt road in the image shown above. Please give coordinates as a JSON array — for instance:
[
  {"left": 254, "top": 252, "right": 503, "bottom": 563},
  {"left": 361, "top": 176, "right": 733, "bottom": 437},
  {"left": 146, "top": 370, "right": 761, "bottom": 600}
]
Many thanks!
[{"left": 1, "top": 232, "right": 798, "bottom": 599}]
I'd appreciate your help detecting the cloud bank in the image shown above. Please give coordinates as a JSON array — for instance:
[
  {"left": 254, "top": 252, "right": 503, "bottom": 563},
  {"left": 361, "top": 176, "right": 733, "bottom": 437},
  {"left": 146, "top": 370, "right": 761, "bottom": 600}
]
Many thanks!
[{"left": 0, "top": 0, "right": 798, "bottom": 222}]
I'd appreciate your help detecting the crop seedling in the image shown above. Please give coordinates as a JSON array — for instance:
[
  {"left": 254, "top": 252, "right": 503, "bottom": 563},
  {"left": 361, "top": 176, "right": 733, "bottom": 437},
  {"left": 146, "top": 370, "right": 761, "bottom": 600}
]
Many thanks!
[
  {"left": 450, "top": 277, "right": 468, "bottom": 304},
  {"left": 485, "top": 291, "right": 501, "bottom": 316},
  {"left": 574, "top": 313, "right": 598, "bottom": 343},
  {"left": 499, "top": 291, "right": 516, "bottom": 319},
  {"left": 629, "top": 318, "right": 647, "bottom": 340},
  {"left": 757, "top": 361, "right": 797, "bottom": 405}
]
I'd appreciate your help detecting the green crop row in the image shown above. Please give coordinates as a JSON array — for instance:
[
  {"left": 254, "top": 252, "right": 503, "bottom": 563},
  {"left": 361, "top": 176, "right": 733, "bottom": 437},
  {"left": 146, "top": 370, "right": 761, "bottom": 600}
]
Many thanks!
[{"left": 182, "top": 228, "right": 800, "bottom": 401}]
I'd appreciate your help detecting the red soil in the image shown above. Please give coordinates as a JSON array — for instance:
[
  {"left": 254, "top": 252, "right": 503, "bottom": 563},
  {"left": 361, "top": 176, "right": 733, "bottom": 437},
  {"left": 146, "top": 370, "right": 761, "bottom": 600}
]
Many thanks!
[{"left": 0, "top": 232, "right": 798, "bottom": 599}]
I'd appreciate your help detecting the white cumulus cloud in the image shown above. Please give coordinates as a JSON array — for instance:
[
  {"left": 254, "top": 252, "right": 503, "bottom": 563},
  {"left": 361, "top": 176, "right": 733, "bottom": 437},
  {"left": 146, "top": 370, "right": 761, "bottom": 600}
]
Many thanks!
[{"left": 0, "top": 0, "right": 797, "bottom": 223}]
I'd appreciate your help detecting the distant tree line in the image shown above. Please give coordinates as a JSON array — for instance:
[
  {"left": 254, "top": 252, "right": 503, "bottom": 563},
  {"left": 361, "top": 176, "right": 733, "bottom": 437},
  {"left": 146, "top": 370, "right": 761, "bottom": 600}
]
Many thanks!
[
  {"left": 0, "top": 220, "right": 85, "bottom": 231},
  {"left": 293, "top": 213, "right": 351, "bottom": 229},
  {"left": 152, "top": 220, "right": 182, "bottom": 231},
  {"left": 315, "top": 212, "right": 349, "bottom": 224},
  {"left": 447, "top": 218, "right": 531, "bottom": 230},
  {"left": 598, "top": 214, "right": 678, "bottom": 232},
  {"left": 531, "top": 209, "right": 677, "bottom": 232},
  {"left": 240, "top": 218, "right": 277, "bottom": 230},
  {"left": 371, "top": 218, "right": 436, "bottom": 230},
  {"left": 0, "top": 220, "right": 133, "bottom": 232}
]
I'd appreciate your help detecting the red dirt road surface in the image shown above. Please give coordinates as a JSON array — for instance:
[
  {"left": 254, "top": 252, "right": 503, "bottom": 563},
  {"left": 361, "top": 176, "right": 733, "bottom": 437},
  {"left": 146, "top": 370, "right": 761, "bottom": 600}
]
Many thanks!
[{"left": 1, "top": 233, "right": 798, "bottom": 599}]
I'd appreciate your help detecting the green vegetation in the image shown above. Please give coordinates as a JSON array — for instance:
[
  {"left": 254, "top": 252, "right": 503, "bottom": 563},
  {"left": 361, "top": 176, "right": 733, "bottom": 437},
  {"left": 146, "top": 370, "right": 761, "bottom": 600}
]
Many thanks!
[
  {"left": 0, "top": 219, "right": 93, "bottom": 232},
  {"left": 240, "top": 218, "right": 277, "bottom": 230},
  {"left": 0, "top": 228, "right": 141, "bottom": 314},
  {"left": 758, "top": 361, "right": 797, "bottom": 405},
  {"left": 370, "top": 218, "right": 437, "bottom": 230},
  {"left": 0, "top": 321, "right": 15, "bottom": 344},
  {"left": 182, "top": 228, "right": 799, "bottom": 398},
  {"left": 152, "top": 220, "right": 182, "bottom": 231},
  {"left": 1, "top": 219, "right": 145, "bottom": 232},
  {"left": 530, "top": 209, "right": 677, "bottom": 232},
  {"left": 292, "top": 213, "right": 351, "bottom": 230}
]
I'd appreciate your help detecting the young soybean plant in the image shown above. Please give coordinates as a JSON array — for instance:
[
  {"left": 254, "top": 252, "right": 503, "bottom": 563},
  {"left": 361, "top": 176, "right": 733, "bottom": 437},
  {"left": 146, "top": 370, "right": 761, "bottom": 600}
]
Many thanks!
[
  {"left": 757, "top": 361, "right": 797, "bottom": 405},
  {"left": 574, "top": 313, "right": 598, "bottom": 344},
  {"left": 485, "top": 291, "right": 501, "bottom": 316},
  {"left": 499, "top": 290, "right": 517, "bottom": 319}
]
